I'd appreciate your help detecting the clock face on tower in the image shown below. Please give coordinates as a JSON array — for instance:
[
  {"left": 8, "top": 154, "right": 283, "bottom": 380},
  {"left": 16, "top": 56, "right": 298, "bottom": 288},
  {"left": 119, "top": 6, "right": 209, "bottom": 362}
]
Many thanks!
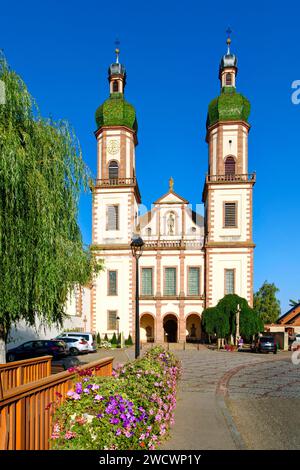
[{"left": 107, "top": 139, "right": 120, "bottom": 155}]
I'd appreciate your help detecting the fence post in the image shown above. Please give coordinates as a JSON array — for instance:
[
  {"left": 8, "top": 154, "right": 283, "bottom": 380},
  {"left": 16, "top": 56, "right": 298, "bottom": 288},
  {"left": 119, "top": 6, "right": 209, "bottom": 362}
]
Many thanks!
[
  {"left": 0, "top": 375, "right": 3, "bottom": 400},
  {"left": 16, "top": 365, "right": 24, "bottom": 388},
  {"left": 46, "top": 358, "right": 52, "bottom": 377}
]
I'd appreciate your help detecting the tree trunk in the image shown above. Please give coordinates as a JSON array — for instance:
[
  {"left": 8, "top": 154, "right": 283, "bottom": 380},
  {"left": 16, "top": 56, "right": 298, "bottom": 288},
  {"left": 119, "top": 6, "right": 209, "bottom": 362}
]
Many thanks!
[{"left": 0, "top": 324, "right": 7, "bottom": 364}]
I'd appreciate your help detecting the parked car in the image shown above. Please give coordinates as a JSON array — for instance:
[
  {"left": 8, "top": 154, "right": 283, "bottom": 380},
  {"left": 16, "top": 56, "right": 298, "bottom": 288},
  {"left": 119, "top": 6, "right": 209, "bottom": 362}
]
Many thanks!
[
  {"left": 57, "top": 332, "right": 97, "bottom": 352},
  {"left": 251, "top": 335, "right": 277, "bottom": 354},
  {"left": 6, "top": 340, "right": 68, "bottom": 362},
  {"left": 55, "top": 336, "right": 89, "bottom": 356}
]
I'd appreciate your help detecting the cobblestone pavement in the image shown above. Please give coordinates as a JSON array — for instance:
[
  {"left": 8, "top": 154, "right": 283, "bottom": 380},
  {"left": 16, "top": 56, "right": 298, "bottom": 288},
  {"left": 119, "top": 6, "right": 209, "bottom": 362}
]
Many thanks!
[
  {"left": 227, "top": 358, "right": 300, "bottom": 449},
  {"left": 161, "top": 349, "right": 292, "bottom": 450}
]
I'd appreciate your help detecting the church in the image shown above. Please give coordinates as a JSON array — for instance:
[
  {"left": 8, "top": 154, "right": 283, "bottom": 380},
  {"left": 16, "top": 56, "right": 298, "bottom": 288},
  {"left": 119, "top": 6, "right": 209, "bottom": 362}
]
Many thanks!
[{"left": 88, "top": 36, "right": 255, "bottom": 343}]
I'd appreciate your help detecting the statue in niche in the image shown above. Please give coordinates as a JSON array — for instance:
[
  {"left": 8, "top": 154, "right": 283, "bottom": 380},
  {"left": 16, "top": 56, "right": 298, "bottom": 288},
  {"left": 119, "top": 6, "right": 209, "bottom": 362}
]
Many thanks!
[{"left": 167, "top": 212, "right": 175, "bottom": 235}]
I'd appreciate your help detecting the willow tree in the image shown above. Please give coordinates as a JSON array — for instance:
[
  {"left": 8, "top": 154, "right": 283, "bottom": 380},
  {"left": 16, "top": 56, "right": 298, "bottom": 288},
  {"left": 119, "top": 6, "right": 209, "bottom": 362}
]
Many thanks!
[{"left": 0, "top": 54, "right": 99, "bottom": 362}]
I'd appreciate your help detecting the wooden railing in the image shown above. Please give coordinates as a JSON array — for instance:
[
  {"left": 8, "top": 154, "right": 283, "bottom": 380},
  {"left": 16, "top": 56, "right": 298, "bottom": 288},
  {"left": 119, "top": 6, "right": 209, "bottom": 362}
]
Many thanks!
[
  {"left": 0, "top": 356, "right": 113, "bottom": 450},
  {"left": 0, "top": 356, "right": 52, "bottom": 396}
]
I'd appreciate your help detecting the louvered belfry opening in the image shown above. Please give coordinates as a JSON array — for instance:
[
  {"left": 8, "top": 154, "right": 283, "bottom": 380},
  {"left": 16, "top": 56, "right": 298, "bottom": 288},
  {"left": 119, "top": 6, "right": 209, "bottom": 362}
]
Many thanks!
[
  {"left": 225, "top": 156, "right": 236, "bottom": 177},
  {"left": 109, "top": 161, "right": 119, "bottom": 181}
]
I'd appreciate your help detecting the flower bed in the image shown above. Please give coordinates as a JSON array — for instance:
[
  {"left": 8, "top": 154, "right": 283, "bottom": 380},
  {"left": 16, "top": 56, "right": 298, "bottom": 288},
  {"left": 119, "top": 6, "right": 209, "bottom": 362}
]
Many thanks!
[{"left": 51, "top": 346, "right": 181, "bottom": 450}]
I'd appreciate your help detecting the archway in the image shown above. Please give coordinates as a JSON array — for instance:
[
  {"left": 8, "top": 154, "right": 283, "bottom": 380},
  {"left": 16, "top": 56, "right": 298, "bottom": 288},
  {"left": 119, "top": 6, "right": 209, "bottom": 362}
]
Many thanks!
[
  {"left": 140, "top": 314, "right": 155, "bottom": 343},
  {"left": 163, "top": 314, "right": 178, "bottom": 343},
  {"left": 186, "top": 313, "right": 201, "bottom": 342}
]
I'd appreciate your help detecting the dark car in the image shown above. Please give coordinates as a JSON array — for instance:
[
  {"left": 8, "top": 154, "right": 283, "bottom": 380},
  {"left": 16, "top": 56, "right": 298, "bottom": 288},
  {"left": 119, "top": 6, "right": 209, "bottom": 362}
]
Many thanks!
[
  {"left": 251, "top": 336, "right": 277, "bottom": 354},
  {"left": 6, "top": 339, "right": 68, "bottom": 362}
]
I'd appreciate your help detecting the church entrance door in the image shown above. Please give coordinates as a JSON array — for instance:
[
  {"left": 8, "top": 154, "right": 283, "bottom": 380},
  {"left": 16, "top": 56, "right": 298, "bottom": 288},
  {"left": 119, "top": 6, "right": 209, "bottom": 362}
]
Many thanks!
[{"left": 163, "top": 314, "right": 178, "bottom": 343}]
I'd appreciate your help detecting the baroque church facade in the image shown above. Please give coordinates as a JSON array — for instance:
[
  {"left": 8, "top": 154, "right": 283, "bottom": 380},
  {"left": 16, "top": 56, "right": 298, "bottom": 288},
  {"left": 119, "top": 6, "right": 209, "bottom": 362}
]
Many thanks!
[{"left": 89, "top": 37, "right": 255, "bottom": 343}]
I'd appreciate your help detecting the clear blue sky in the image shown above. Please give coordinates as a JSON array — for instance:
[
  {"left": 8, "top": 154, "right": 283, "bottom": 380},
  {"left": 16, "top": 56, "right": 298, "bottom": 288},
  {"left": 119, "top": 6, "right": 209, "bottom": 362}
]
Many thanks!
[{"left": 1, "top": 0, "right": 299, "bottom": 313}]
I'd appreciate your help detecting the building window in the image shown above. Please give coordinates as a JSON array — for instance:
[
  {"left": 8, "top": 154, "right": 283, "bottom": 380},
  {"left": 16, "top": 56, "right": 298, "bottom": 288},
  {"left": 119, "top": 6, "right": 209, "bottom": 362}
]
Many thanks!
[
  {"left": 164, "top": 268, "right": 176, "bottom": 296},
  {"left": 107, "top": 205, "right": 119, "bottom": 230},
  {"left": 147, "top": 227, "right": 152, "bottom": 236},
  {"left": 225, "top": 156, "right": 236, "bottom": 176},
  {"left": 224, "top": 202, "right": 237, "bottom": 228},
  {"left": 109, "top": 161, "right": 119, "bottom": 180},
  {"left": 141, "top": 268, "right": 153, "bottom": 296},
  {"left": 226, "top": 73, "right": 232, "bottom": 85},
  {"left": 188, "top": 267, "right": 200, "bottom": 296},
  {"left": 225, "top": 269, "right": 235, "bottom": 295},
  {"left": 107, "top": 310, "right": 117, "bottom": 330},
  {"left": 113, "top": 81, "right": 119, "bottom": 92},
  {"left": 108, "top": 270, "right": 117, "bottom": 296}
]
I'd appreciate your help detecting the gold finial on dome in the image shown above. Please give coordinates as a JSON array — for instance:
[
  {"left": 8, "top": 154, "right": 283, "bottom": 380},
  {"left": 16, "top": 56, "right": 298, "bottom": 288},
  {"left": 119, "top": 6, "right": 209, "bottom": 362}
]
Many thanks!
[
  {"left": 115, "top": 38, "right": 120, "bottom": 63},
  {"left": 169, "top": 176, "right": 174, "bottom": 192}
]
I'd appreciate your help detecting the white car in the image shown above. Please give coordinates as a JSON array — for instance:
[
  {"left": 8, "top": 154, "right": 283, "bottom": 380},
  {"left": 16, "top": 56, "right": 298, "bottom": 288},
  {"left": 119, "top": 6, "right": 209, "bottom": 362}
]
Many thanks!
[
  {"left": 56, "top": 336, "right": 89, "bottom": 356},
  {"left": 58, "top": 332, "right": 97, "bottom": 352}
]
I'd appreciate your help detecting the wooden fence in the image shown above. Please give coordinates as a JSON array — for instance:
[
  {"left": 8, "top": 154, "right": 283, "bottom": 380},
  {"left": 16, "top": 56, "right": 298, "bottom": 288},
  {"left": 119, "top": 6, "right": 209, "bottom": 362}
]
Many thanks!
[
  {"left": 0, "top": 356, "right": 113, "bottom": 450},
  {"left": 0, "top": 356, "right": 52, "bottom": 396}
]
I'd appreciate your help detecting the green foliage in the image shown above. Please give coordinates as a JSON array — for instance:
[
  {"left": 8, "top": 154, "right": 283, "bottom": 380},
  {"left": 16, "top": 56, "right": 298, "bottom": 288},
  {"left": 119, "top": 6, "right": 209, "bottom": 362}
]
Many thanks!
[
  {"left": 96, "top": 332, "right": 101, "bottom": 346},
  {"left": 51, "top": 346, "right": 180, "bottom": 450},
  {"left": 95, "top": 93, "right": 137, "bottom": 131},
  {"left": 125, "top": 334, "right": 133, "bottom": 346},
  {"left": 289, "top": 299, "right": 300, "bottom": 307},
  {"left": 254, "top": 281, "right": 281, "bottom": 324},
  {"left": 207, "top": 88, "right": 250, "bottom": 127},
  {"left": 103, "top": 333, "right": 108, "bottom": 342},
  {"left": 202, "top": 294, "right": 263, "bottom": 340},
  {"left": 110, "top": 332, "right": 117, "bottom": 345},
  {"left": 0, "top": 54, "right": 101, "bottom": 340}
]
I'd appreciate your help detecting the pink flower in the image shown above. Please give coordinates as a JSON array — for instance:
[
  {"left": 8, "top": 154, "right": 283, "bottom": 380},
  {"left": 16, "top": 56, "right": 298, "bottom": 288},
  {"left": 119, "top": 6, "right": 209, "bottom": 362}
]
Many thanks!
[{"left": 65, "top": 431, "right": 77, "bottom": 440}]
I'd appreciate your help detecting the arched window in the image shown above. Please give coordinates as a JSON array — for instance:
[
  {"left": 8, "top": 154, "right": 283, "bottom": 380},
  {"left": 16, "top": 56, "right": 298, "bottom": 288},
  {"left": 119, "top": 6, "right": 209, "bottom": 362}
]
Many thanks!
[
  {"left": 109, "top": 161, "right": 119, "bottom": 181},
  {"left": 147, "top": 227, "right": 152, "bottom": 236},
  {"left": 225, "top": 156, "right": 236, "bottom": 177},
  {"left": 113, "top": 81, "right": 119, "bottom": 92},
  {"left": 225, "top": 73, "right": 232, "bottom": 86}
]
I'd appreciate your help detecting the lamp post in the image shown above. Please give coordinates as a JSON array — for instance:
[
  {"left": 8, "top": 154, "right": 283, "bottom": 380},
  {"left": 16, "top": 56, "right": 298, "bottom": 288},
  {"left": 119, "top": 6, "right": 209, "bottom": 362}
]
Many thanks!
[
  {"left": 235, "top": 303, "right": 241, "bottom": 345},
  {"left": 131, "top": 235, "right": 145, "bottom": 359}
]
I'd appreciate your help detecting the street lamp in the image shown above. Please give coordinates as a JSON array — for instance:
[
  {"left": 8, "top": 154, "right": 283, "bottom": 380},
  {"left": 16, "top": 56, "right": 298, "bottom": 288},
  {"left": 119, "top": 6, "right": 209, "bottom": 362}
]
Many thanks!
[
  {"left": 116, "top": 315, "right": 120, "bottom": 346},
  {"left": 131, "top": 235, "right": 145, "bottom": 359}
]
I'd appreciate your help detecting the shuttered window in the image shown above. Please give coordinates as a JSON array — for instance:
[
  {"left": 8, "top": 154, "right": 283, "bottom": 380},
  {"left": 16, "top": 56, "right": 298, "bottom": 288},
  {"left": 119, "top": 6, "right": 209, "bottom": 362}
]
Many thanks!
[
  {"left": 141, "top": 268, "right": 153, "bottom": 296},
  {"left": 226, "top": 73, "right": 232, "bottom": 85},
  {"left": 107, "top": 205, "right": 119, "bottom": 230},
  {"left": 225, "top": 156, "right": 236, "bottom": 175},
  {"left": 108, "top": 271, "right": 117, "bottom": 295},
  {"left": 164, "top": 268, "right": 176, "bottom": 296},
  {"left": 225, "top": 269, "right": 235, "bottom": 295},
  {"left": 188, "top": 267, "right": 200, "bottom": 296},
  {"left": 224, "top": 202, "right": 237, "bottom": 227},
  {"left": 109, "top": 161, "right": 119, "bottom": 180},
  {"left": 107, "top": 310, "right": 117, "bottom": 330}
]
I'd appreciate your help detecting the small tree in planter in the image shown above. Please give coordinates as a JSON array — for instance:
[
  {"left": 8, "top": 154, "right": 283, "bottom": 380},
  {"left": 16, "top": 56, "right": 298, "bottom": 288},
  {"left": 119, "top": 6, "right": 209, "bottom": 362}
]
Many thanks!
[
  {"left": 103, "top": 333, "right": 108, "bottom": 342},
  {"left": 125, "top": 334, "right": 133, "bottom": 346},
  {"left": 110, "top": 332, "right": 117, "bottom": 346},
  {"left": 96, "top": 332, "right": 101, "bottom": 347}
]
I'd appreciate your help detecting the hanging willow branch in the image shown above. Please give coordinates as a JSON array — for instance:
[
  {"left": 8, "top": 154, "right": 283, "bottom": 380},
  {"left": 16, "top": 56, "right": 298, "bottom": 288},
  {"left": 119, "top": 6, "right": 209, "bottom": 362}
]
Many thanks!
[{"left": 0, "top": 54, "right": 99, "bottom": 335}]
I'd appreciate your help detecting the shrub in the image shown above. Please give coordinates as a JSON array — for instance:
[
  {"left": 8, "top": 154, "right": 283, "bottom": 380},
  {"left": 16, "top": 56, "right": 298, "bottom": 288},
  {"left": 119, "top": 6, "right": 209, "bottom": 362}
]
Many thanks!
[
  {"left": 125, "top": 334, "right": 133, "bottom": 346},
  {"left": 103, "top": 333, "right": 108, "bottom": 342},
  {"left": 110, "top": 332, "right": 117, "bottom": 345},
  {"left": 96, "top": 332, "right": 101, "bottom": 347},
  {"left": 50, "top": 346, "right": 181, "bottom": 450}
]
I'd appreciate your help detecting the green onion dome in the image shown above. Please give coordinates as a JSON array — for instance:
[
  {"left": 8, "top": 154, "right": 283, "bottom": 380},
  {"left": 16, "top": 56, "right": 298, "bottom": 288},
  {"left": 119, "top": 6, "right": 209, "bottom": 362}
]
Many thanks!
[
  {"left": 207, "top": 86, "right": 250, "bottom": 128},
  {"left": 95, "top": 93, "right": 138, "bottom": 132}
]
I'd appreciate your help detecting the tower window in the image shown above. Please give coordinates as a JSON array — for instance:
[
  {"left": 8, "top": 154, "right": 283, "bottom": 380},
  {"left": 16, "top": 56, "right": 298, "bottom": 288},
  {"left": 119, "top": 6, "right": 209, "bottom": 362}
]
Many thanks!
[
  {"left": 107, "top": 205, "right": 119, "bottom": 230},
  {"left": 108, "top": 270, "right": 117, "bottom": 296},
  {"left": 224, "top": 202, "right": 237, "bottom": 228},
  {"left": 113, "top": 81, "right": 119, "bottom": 92},
  {"left": 225, "top": 156, "right": 236, "bottom": 176},
  {"left": 225, "top": 269, "right": 235, "bottom": 295},
  {"left": 109, "top": 161, "right": 119, "bottom": 181},
  {"left": 107, "top": 310, "right": 118, "bottom": 330},
  {"left": 226, "top": 73, "right": 232, "bottom": 86},
  {"left": 147, "top": 227, "right": 152, "bottom": 236}
]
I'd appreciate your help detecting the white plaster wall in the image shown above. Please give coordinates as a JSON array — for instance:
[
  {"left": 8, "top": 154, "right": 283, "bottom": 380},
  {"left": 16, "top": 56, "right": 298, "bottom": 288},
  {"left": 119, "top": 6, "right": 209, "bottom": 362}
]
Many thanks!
[
  {"left": 210, "top": 250, "right": 250, "bottom": 306},
  {"left": 94, "top": 253, "right": 131, "bottom": 339},
  {"left": 212, "top": 185, "right": 250, "bottom": 241}
]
